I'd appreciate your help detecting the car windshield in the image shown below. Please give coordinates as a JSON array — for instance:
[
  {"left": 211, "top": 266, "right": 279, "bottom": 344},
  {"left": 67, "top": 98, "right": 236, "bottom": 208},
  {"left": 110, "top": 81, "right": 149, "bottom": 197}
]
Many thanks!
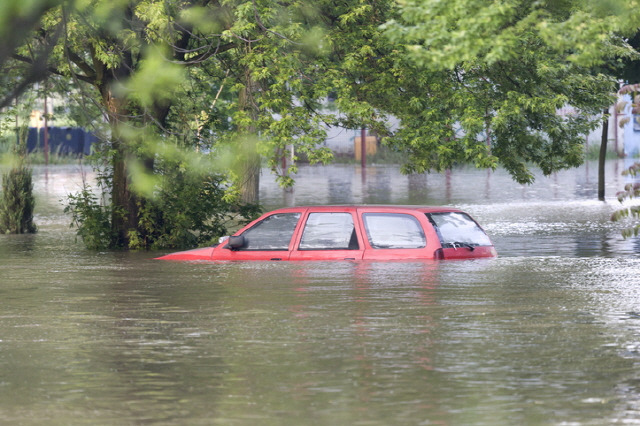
[{"left": 427, "top": 212, "right": 492, "bottom": 247}]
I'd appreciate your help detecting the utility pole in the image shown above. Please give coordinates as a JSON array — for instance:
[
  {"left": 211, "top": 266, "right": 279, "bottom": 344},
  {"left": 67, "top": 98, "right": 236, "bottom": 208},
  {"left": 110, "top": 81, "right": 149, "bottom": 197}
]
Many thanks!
[
  {"left": 43, "top": 88, "right": 49, "bottom": 165},
  {"left": 598, "top": 108, "right": 609, "bottom": 201},
  {"left": 360, "top": 128, "right": 366, "bottom": 169}
]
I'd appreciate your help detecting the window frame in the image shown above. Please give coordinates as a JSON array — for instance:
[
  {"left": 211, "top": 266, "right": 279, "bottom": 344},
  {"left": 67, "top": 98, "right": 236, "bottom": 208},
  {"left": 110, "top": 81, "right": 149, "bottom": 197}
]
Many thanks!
[
  {"left": 426, "top": 211, "right": 492, "bottom": 248},
  {"left": 233, "top": 212, "right": 301, "bottom": 251},
  {"left": 362, "top": 212, "right": 427, "bottom": 249},
  {"left": 297, "top": 212, "right": 360, "bottom": 251}
]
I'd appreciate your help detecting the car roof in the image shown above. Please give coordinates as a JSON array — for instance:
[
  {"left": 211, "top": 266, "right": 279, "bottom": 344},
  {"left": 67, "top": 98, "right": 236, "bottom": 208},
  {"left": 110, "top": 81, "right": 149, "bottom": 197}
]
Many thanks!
[{"left": 266, "top": 205, "right": 464, "bottom": 214}]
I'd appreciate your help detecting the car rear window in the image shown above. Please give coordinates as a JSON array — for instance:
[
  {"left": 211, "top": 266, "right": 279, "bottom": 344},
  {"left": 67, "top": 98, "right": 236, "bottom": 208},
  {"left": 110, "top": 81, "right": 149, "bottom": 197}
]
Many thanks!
[
  {"left": 427, "top": 212, "right": 492, "bottom": 247},
  {"left": 299, "top": 213, "right": 358, "bottom": 250},
  {"left": 362, "top": 213, "right": 426, "bottom": 249},
  {"left": 241, "top": 213, "right": 301, "bottom": 250}
]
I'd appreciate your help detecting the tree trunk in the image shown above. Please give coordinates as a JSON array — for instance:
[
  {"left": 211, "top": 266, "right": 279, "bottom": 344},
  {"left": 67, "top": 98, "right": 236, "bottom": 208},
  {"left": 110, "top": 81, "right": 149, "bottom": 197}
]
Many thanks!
[
  {"left": 237, "top": 61, "right": 260, "bottom": 205},
  {"left": 102, "top": 87, "right": 139, "bottom": 247},
  {"left": 598, "top": 108, "right": 608, "bottom": 201},
  {"left": 239, "top": 152, "right": 260, "bottom": 204},
  {"left": 110, "top": 144, "right": 138, "bottom": 247}
]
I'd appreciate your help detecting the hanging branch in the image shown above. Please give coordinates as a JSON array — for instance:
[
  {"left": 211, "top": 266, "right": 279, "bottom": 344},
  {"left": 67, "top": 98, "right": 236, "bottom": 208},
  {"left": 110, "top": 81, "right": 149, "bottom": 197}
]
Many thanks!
[
  {"left": 1, "top": 21, "right": 64, "bottom": 109},
  {"left": 252, "top": 0, "right": 302, "bottom": 45}
]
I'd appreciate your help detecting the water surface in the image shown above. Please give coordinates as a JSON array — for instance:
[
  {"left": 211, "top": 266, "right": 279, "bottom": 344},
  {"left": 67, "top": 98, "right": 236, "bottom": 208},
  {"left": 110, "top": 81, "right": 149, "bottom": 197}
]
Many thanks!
[{"left": 1, "top": 161, "right": 640, "bottom": 425}]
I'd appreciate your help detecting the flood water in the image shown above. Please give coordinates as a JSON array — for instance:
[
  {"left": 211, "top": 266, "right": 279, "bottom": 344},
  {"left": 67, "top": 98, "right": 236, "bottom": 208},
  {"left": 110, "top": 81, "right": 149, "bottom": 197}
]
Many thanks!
[{"left": 2, "top": 161, "right": 640, "bottom": 425}]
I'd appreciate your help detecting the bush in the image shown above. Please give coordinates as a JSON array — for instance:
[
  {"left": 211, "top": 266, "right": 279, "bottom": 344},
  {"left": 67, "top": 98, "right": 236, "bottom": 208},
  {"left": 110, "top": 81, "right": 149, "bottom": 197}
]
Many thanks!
[
  {"left": 65, "top": 186, "right": 113, "bottom": 249},
  {"left": 127, "top": 169, "right": 261, "bottom": 250},
  {"left": 65, "top": 167, "right": 261, "bottom": 250},
  {"left": 0, "top": 166, "right": 37, "bottom": 234}
]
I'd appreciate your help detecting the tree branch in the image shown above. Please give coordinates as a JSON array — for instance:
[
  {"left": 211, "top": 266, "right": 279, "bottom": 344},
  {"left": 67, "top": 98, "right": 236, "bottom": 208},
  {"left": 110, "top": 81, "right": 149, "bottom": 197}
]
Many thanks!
[
  {"left": 0, "top": 20, "right": 64, "bottom": 109},
  {"left": 65, "top": 48, "right": 97, "bottom": 80},
  {"left": 252, "top": 0, "right": 302, "bottom": 45},
  {"left": 177, "top": 40, "right": 237, "bottom": 65}
]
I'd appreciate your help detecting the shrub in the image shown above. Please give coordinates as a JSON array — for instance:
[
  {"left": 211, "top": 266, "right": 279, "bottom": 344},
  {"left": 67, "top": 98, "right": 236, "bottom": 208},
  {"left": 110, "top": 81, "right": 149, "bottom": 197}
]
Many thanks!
[
  {"left": 0, "top": 166, "right": 37, "bottom": 234},
  {"left": 65, "top": 168, "right": 261, "bottom": 250},
  {"left": 65, "top": 186, "right": 113, "bottom": 249}
]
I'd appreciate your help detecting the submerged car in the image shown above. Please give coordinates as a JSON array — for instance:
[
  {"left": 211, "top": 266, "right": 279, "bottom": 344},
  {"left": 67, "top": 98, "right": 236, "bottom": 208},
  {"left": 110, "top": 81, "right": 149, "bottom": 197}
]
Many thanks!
[{"left": 156, "top": 205, "right": 497, "bottom": 262}]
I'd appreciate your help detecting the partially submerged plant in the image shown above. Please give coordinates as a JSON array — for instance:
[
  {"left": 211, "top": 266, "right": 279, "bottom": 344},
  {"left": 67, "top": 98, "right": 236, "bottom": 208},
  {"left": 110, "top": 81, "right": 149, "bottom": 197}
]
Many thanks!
[
  {"left": 0, "top": 125, "right": 36, "bottom": 234},
  {"left": 612, "top": 84, "right": 640, "bottom": 237}
]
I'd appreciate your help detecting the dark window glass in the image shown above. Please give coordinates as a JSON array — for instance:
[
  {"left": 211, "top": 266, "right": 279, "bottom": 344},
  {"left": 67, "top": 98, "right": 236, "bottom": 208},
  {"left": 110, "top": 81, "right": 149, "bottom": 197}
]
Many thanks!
[
  {"left": 299, "top": 213, "right": 358, "bottom": 250},
  {"left": 241, "top": 213, "right": 301, "bottom": 250},
  {"left": 363, "top": 213, "right": 426, "bottom": 249},
  {"left": 427, "top": 212, "right": 492, "bottom": 247}
]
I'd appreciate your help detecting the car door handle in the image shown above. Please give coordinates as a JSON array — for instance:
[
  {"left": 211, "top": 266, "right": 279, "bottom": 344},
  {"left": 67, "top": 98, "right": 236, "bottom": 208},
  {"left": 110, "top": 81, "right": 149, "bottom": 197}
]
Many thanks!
[{"left": 270, "top": 258, "right": 282, "bottom": 261}]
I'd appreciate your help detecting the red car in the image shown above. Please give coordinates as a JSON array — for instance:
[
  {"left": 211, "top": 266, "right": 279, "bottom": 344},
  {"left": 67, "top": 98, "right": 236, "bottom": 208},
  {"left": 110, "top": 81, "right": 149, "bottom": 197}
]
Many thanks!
[{"left": 156, "top": 205, "right": 497, "bottom": 262}]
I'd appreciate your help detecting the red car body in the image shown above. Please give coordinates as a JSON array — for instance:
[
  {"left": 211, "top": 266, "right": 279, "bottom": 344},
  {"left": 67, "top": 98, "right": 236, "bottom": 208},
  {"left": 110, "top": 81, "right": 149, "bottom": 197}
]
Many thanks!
[{"left": 156, "top": 205, "right": 497, "bottom": 262}]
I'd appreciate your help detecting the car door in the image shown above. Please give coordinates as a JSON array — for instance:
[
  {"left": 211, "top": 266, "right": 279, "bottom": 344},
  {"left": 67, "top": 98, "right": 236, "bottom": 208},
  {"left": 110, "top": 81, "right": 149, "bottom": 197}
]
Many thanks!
[
  {"left": 214, "top": 212, "right": 302, "bottom": 261},
  {"left": 360, "top": 211, "right": 433, "bottom": 260},
  {"left": 289, "top": 211, "right": 364, "bottom": 261}
]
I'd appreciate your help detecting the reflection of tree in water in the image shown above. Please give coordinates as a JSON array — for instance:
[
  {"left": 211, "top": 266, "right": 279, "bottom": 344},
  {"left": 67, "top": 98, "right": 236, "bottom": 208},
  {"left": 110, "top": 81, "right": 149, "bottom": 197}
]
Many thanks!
[
  {"left": 631, "top": 236, "right": 640, "bottom": 254},
  {"left": 573, "top": 232, "right": 612, "bottom": 257},
  {"left": 0, "top": 233, "right": 37, "bottom": 255},
  {"left": 327, "top": 167, "right": 353, "bottom": 204},
  {"left": 363, "top": 167, "right": 393, "bottom": 204},
  {"left": 407, "top": 173, "right": 429, "bottom": 204}
]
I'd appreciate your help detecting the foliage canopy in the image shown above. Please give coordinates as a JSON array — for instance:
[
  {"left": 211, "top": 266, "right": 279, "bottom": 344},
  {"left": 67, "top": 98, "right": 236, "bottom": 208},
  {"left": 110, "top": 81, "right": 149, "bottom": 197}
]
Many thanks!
[{"left": 1, "top": 0, "right": 638, "bottom": 248}]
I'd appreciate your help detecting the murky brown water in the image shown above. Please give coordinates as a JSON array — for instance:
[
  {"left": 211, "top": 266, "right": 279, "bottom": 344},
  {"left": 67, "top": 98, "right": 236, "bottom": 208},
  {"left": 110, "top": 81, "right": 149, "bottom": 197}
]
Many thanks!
[{"left": 2, "top": 161, "right": 640, "bottom": 425}]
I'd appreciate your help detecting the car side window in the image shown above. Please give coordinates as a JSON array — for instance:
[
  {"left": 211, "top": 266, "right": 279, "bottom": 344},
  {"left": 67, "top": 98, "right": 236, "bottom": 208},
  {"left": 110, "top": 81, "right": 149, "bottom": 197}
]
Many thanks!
[
  {"left": 240, "top": 213, "right": 301, "bottom": 250},
  {"left": 363, "top": 213, "right": 426, "bottom": 249},
  {"left": 299, "top": 213, "right": 359, "bottom": 250}
]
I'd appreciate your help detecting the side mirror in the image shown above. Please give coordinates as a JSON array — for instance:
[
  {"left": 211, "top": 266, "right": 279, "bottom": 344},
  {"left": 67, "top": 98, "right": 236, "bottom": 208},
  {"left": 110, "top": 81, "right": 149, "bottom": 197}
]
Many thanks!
[{"left": 228, "top": 235, "right": 245, "bottom": 250}]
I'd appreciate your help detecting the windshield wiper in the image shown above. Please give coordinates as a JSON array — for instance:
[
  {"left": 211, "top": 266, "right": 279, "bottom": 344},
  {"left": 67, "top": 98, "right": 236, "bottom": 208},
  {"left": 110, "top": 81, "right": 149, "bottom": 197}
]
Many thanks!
[{"left": 444, "top": 242, "right": 476, "bottom": 251}]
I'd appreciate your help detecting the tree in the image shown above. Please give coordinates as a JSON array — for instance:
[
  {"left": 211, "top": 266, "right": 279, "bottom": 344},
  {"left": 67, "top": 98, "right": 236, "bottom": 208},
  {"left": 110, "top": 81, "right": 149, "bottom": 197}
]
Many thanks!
[
  {"left": 6, "top": 0, "right": 639, "bottom": 249},
  {"left": 11, "top": 0, "right": 345, "bottom": 248},
  {"left": 9, "top": 0, "right": 244, "bottom": 248},
  {"left": 0, "top": 0, "right": 58, "bottom": 235},
  {"left": 0, "top": 0, "right": 65, "bottom": 109},
  {"left": 379, "top": 0, "right": 626, "bottom": 184}
]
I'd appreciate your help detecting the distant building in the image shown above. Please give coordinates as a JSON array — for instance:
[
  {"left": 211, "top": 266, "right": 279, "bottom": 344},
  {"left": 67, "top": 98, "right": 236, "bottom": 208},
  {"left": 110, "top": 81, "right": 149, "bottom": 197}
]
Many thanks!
[{"left": 27, "top": 127, "right": 96, "bottom": 156}]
